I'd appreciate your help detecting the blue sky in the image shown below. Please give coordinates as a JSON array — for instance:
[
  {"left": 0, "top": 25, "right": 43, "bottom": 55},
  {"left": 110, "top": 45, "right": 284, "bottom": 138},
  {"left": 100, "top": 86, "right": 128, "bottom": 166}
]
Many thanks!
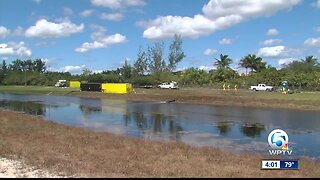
[{"left": 0, "top": 0, "right": 320, "bottom": 74}]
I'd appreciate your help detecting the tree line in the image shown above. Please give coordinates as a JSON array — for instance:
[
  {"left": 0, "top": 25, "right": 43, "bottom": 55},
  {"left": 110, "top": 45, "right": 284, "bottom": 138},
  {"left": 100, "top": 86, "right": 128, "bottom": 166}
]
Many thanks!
[{"left": 1, "top": 34, "right": 319, "bottom": 90}]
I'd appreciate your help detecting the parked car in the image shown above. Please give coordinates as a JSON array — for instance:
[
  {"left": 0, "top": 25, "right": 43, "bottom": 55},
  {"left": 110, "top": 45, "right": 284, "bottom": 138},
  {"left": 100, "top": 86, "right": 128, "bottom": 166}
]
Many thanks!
[
  {"left": 250, "top": 84, "right": 274, "bottom": 92},
  {"left": 54, "top": 80, "right": 67, "bottom": 87},
  {"left": 158, "top": 81, "right": 179, "bottom": 89},
  {"left": 139, "top": 85, "right": 153, "bottom": 89}
]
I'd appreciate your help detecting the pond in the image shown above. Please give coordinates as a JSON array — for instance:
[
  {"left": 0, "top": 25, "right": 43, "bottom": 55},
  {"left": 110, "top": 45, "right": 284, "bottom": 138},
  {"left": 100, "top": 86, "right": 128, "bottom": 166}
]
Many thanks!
[{"left": 0, "top": 93, "right": 320, "bottom": 159}]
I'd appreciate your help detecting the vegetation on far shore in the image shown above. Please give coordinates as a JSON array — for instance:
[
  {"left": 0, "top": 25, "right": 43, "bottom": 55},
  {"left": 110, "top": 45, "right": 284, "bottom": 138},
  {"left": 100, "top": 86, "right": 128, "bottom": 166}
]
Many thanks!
[{"left": 0, "top": 34, "right": 319, "bottom": 91}]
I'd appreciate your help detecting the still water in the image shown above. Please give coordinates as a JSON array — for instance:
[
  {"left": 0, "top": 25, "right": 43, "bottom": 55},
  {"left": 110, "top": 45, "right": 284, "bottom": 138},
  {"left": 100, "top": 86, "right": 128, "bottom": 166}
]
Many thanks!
[{"left": 0, "top": 93, "right": 319, "bottom": 159}]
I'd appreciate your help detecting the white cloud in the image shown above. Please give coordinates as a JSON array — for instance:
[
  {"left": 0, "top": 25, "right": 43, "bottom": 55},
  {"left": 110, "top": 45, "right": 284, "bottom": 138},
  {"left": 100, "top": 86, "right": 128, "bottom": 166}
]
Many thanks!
[
  {"left": 63, "top": 7, "right": 74, "bottom": 16},
  {"left": 100, "top": 13, "right": 124, "bottom": 21},
  {"left": 263, "top": 39, "right": 283, "bottom": 46},
  {"left": 141, "top": 0, "right": 299, "bottom": 40},
  {"left": 312, "top": 0, "right": 320, "bottom": 8},
  {"left": 204, "top": 48, "right": 217, "bottom": 56},
  {"left": 278, "top": 58, "right": 295, "bottom": 66},
  {"left": 75, "top": 42, "right": 105, "bottom": 53},
  {"left": 142, "top": 14, "right": 242, "bottom": 40},
  {"left": 92, "top": 69, "right": 103, "bottom": 74},
  {"left": 80, "top": 9, "right": 94, "bottom": 17},
  {"left": 199, "top": 65, "right": 215, "bottom": 72},
  {"left": 0, "top": 43, "right": 14, "bottom": 56},
  {"left": 266, "top": 28, "right": 280, "bottom": 36},
  {"left": 91, "top": 0, "right": 146, "bottom": 9},
  {"left": 219, "top": 38, "right": 232, "bottom": 45},
  {"left": 0, "top": 26, "right": 10, "bottom": 38},
  {"left": 13, "top": 42, "right": 32, "bottom": 57},
  {"left": 304, "top": 37, "right": 320, "bottom": 46},
  {"left": 203, "top": 0, "right": 300, "bottom": 19},
  {"left": 75, "top": 33, "right": 127, "bottom": 53},
  {"left": 48, "top": 65, "right": 86, "bottom": 74},
  {"left": 314, "top": 26, "right": 320, "bottom": 33},
  {"left": 0, "top": 42, "right": 32, "bottom": 57},
  {"left": 257, "top": 46, "right": 286, "bottom": 58},
  {"left": 25, "top": 19, "right": 84, "bottom": 38},
  {"left": 41, "top": 58, "right": 55, "bottom": 67}
]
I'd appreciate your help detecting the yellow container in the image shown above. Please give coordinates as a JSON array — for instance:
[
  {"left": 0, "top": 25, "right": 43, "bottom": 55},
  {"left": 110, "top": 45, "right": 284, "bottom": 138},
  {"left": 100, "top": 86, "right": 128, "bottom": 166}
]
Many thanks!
[
  {"left": 101, "top": 83, "right": 134, "bottom": 94},
  {"left": 69, "top": 81, "right": 81, "bottom": 88}
]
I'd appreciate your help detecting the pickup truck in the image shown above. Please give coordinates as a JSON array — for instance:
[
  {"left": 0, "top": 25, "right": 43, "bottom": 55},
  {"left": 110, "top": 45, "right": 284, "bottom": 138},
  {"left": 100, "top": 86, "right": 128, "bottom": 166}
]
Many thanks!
[
  {"left": 250, "top": 84, "right": 274, "bottom": 92},
  {"left": 158, "top": 82, "right": 179, "bottom": 89}
]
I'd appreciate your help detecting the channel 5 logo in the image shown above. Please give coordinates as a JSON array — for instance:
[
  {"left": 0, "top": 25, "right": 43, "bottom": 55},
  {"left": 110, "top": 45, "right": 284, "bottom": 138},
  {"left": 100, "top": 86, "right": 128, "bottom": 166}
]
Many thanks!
[{"left": 268, "top": 129, "right": 293, "bottom": 156}]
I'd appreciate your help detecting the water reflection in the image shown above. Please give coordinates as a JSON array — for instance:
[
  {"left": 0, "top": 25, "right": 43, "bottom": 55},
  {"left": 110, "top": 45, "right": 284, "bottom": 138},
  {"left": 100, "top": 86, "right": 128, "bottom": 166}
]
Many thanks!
[
  {"left": 216, "top": 120, "right": 234, "bottom": 136},
  {"left": 1, "top": 93, "right": 320, "bottom": 159},
  {"left": 240, "top": 123, "right": 266, "bottom": 138},
  {"left": 79, "top": 105, "right": 102, "bottom": 115},
  {"left": 123, "top": 112, "right": 184, "bottom": 141},
  {"left": 0, "top": 100, "right": 45, "bottom": 116}
]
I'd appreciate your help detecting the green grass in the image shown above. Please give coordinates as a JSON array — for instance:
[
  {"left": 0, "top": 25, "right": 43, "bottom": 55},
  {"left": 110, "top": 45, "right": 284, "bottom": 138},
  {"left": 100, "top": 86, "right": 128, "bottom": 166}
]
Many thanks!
[
  {"left": 0, "top": 86, "right": 80, "bottom": 96},
  {"left": 136, "top": 87, "right": 320, "bottom": 102},
  {"left": 1, "top": 86, "right": 320, "bottom": 102},
  {"left": 251, "top": 91, "right": 320, "bottom": 101}
]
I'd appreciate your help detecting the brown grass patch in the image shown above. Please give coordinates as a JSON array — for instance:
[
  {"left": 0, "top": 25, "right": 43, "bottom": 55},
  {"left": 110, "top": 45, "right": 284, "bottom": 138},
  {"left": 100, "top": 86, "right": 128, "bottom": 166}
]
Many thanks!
[{"left": 0, "top": 110, "right": 319, "bottom": 177}]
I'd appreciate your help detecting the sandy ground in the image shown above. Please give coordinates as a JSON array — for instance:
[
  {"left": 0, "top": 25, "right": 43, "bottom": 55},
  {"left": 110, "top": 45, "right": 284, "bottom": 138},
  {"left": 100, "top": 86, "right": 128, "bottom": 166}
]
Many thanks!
[{"left": 0, "top": 157, "right": 64, "bottom": 178}]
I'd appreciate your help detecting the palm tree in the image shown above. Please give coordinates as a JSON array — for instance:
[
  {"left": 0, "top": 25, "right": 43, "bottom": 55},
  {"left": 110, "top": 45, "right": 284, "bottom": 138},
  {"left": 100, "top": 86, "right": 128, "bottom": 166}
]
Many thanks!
[
  {"left": 301, "top": 56, "right": 318, "bottom": 65},
  {"left": 239, "top": 57, "right": 250, "bottom": 75},
  {"left": 254, "top": 60, "right": 267, "bottom": 72},
  {"left": 214, "top": 54, "right": 233, "bottom": 69},
  {"left": 239, "top": 54, "right": 265, "bottom": 73}
]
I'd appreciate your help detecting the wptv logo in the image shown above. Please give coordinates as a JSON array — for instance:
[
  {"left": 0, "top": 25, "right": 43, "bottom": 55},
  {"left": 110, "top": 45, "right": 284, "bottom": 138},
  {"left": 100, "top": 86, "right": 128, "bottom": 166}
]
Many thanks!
[{"left": 268, "top": 129, "right": 293, "bottom": 156}]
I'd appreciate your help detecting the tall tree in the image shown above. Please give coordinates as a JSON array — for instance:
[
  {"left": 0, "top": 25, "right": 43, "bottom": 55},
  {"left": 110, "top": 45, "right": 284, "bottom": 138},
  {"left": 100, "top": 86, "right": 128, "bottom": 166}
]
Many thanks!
[
  {"left": 2, "top": 60, "right": 8, "bottom": 75},
  {"left": 82, "top": 68, "right": 92, "bottom": 76},
  {"left": 239, "top": 56, "right": 251, "bottom": 75},
  {"left": 10, "top": 59, "right": 24, "bottom": 71},
  {"left": 302, "top": 55, "right": 318, "bottom": 64},
  {"left": 25, "top": 59, "right": 34, "bottom": 71},
  {"left": 34, "top": 59, "right": 46, "bottom": 73},
  {"left": 133, "top": 48, "right": 148, "bottom": 75},
  {"left": 148, "top": 42, "right": 166, "bottom": 74},
  {"left": 239, "top": 54, "right": 265, "bottom": 73},
  {"left": 284, "top": 56, "right": 319, "bottom": 72},
  {"left": 214, "top": 54, "right": 233, "bottom": 69},
  {"left": 254, "top": 60, "right": 267, "bottom": 72},
  {"left": 168, "top": 34, "right": 186, "bottom": 72},
  {"left": 120, "top": 59, "right": 132, "bottom": 80}
]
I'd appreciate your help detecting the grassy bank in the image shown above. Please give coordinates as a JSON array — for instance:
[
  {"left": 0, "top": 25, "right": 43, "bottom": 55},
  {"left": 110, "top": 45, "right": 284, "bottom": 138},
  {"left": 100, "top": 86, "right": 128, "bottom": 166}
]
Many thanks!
[
  {"left": 0, "top": 110, "right": 319, "bottom": 178},
  {"left": 0, "top": 86, "right": 78, "bottom": 96},
  {"left": 1, "top": 86, "right": 320, "bottom": 111}
]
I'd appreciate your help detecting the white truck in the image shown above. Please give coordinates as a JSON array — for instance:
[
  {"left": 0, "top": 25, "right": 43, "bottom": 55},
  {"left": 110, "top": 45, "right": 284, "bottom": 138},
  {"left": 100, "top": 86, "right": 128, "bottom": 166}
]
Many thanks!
[
  {"left": 250, "top": 84, "right": 274, "bottom": 92},
  {"left": 158, "top": 81, "right": 179, "bottom": 89},
  {"left": 54, "top": 80, "right": 67, "bottom": 87}
]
